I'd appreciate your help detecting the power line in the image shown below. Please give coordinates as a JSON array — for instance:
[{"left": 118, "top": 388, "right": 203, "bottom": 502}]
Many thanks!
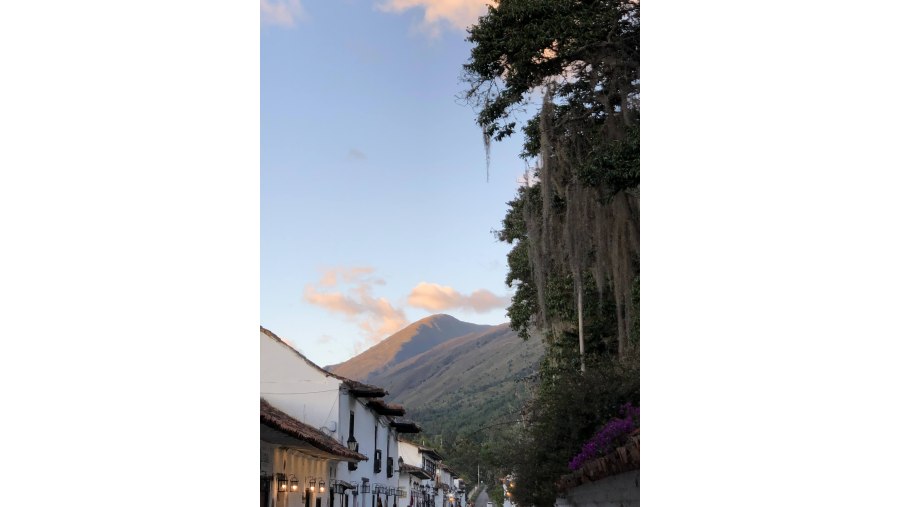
[{"left": 260, "top": 389, "right": 338, "bottom": 395}]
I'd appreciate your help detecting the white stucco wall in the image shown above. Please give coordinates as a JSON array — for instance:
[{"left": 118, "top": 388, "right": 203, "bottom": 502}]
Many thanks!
[
  {"left": 261, "top": 328, "right": 402, "bottom": 507},
  {"left": 398, "top": 441, "right": 421, "bottom": 465},
  {"left": 334, "top": 390, "right": 400, "bottom": 507},
  {"left": 261, "top": 330, "right": 344, "bottom": 434}
]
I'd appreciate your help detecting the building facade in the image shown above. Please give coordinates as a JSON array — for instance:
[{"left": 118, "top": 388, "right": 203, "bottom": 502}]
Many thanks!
[{"left": 262, "top": 327, "right": 423, "bottom": 507}]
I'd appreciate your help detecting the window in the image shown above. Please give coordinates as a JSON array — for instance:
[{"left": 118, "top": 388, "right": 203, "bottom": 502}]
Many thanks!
[
  {"left": 386, "top": 438, "right": 392, "bottom": 478},
  {"left": 348, "top": 411, "right": 358, "bottom": 471},
  {"left": 373, "top": 424, "right": 379, "bottom": 474}
]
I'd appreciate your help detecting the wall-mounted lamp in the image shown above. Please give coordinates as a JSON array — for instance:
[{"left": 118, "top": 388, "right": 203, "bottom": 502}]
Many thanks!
[
  {"left": 319, "top": 479, "right": 326, "bottom": 493},
  {"left": 277, "top": 473, "right": 288, "bottom": 493},
  {"left": 308, "top": 477, "right": 317, "bottom": 492},
  {"left": 289, "top": 475, "right": 299, "bottom": 492}
]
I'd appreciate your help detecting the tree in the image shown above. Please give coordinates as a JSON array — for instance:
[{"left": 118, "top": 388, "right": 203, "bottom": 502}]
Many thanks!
[
  {"left": 463, "top": 2, "right": 641, "bottom": 505},
  {"left": 466, "top": 0, "right": 640, "bottom": 357}
]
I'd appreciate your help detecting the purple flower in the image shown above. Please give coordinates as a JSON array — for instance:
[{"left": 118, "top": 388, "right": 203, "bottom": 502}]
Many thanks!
[{"left": 567, "top": 404, "right": 639, "bottom": 471}]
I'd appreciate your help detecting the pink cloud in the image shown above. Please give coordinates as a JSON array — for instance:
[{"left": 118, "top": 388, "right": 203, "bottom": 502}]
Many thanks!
[
  {"left": 377, "top": 0, "right": 494, "bottom": 34},
  {"left": 303, "top": 286, "right": 363, "bottom": 316},
  {"left": 317, "top": 266, "right": 378, "bottom": 287},
  {"left": 261, "top": 0, "right": 306, "bottom": 27},
  {"left": 407, "top": 282, "right": 508, "bottom": 313},
  {"left": 304, "top": 267, "right": 409, "bottom": 344}
]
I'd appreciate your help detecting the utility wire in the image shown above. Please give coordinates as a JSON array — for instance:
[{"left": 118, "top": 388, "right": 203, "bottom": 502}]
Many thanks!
[{"left": 260, "top": 389, "right": 339, "bottom": 395}]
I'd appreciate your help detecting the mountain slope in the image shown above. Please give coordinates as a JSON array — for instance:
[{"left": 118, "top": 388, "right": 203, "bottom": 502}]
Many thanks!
[
  {"left": 329, "top": 315, "right": 545, "bottom": 441},
  {"left": 327, "top": 314, "right": 490, "bottom": 381},
  {"left": 375, "top": 323, "right": 544, "bottom": 439}
]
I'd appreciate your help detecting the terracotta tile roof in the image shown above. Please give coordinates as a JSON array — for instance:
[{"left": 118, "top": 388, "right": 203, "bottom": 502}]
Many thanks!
[
  {"left": 390, "top": 420, "right": 422, "bottom": 433},
  {"left": 400, "top": 463, "right": 432, "bottom": 479},
  {"left": 260, "top": 398, "right": 367, "bottom": 462},
  {"left": 367, "top": 399, "right": 406, "bottom": 416},
  {"left": 261, "top": 326, "right": 387, "bottom": 397},
  {"left": 419, "top": 446, "right": 443, "bottom": 461}
]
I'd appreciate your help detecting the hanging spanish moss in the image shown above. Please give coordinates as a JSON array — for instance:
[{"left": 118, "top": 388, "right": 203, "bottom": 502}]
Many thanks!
[
  {"left": 522, "top": 83, "right": 639, "bottom": 358},
  {"left": 483, "top": 127, "right": 492, "bottom": 182}
]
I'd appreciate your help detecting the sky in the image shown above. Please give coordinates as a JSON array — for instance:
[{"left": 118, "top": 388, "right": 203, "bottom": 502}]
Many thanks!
[{"left": 260, "top": 0, "right": 532, "bottom": 367}]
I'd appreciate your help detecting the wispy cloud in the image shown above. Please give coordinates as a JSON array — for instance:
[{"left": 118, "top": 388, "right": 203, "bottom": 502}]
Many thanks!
[
  {"left": 407, "top": 282, "right": 508, "bottom": 313},
  {"left": 261, "top": 0, "right": 306, "bottom": 27},
  {"left": 316, "top": 266, "right": 379, "bottom": 287},
  {"left": 348, "top": 148, "right": 367, "bottom": 160},
  {"left": 377, "top": 0, "right": 493, "bottom": 35},
  {"left": 304, "top": 266, "right": 408, "bottom": 346}
]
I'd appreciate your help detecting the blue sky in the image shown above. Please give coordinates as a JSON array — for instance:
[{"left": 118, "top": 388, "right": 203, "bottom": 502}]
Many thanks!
[{"left": 260, "top": 0, "right": 531, "bottom": 366}]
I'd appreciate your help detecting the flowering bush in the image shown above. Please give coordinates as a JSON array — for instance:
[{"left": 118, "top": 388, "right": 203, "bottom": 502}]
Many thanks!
[{"left": 568, "top": 403, "right": 639, "bottom": 471}]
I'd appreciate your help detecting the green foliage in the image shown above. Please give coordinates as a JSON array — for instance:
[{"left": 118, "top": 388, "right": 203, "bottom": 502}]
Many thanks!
[
  {"left": 462, "top": 3, "right": 641, "bottom": 505},
  {"left": 496, "top": 184, "right": 540, "bottom": 339},
  {"left": 464, "top": 0, "right": 640, "bottom": 142},
  {"left": 497, "top": 184, "right": 621, "bottom": 354},
  {"left": 488, "top": 483, "right": 505, "bottom": 507},
  {"left": 505, "top": 356, "right": 639, "bottom": 506}
]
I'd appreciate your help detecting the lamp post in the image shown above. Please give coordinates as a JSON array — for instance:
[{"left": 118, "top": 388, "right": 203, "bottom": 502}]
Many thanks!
[{"left": 348, "top": 435, "right": 359, "bottom": 471}]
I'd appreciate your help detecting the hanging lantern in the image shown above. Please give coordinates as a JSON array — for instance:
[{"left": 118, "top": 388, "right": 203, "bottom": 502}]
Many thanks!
[
  {"left": 277, "top": 473, "right": 288, "bottom": 492},
  {"left": 319, "top": 479, "right": 326, "bottom": 493},
  {"left": 290, "top": 475, "right": 299, "bottom": 492},
  {"left": 309, "top": 477, "right": 317, "bottom": 492}
]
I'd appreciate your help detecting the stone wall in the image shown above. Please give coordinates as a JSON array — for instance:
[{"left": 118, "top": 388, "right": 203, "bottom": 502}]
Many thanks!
[{"left": 554, "top": 471, "right": 639, "bottom": 507}]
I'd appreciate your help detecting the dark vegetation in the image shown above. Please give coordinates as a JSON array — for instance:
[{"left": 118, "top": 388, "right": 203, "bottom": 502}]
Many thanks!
[{"left": 436, "top": 1, "right": 641, "bottom": 505}]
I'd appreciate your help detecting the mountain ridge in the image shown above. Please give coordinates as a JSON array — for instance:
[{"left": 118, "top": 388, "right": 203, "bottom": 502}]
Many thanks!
[
  {"left": 326, "top": 314, "right": 491, "bottom": 382},
  {"left": 328, "top": 314, "right": 544, "bottom": 441}
]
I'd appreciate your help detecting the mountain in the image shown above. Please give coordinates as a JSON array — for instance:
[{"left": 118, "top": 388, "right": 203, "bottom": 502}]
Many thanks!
[
  {"left": 328, "top": 314, "right": 545, "bottom": 442},
  {"left": 327, "top": 314, "right": 490, "bottom": 381}
]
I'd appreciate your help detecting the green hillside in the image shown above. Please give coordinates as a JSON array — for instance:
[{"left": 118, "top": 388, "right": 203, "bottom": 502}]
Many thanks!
[
  {"left": 326, "top": 315, "right": 545, "bottom": 443},
  {"left": 376, "top": 324, "right": 544, "bottom": 441}
]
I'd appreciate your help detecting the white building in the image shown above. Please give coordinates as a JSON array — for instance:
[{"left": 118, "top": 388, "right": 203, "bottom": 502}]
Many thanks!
[
  {"left": 261, "top": 398, "right": 366, "bottom": 507},
  {"left": 262, "top": 327, "right": 422, "bottom": 507},
  {"left": 398, "top": 440, "right": 447, "bottom": 507}
]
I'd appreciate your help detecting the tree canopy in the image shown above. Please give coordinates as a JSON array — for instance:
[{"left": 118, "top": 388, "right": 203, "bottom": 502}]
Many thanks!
[
  {"left": 466, "top": 0, "right": 640, "bottom": 356},
  {"left": 459, "top": 1, "right": 641, "bottom": 505}
]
